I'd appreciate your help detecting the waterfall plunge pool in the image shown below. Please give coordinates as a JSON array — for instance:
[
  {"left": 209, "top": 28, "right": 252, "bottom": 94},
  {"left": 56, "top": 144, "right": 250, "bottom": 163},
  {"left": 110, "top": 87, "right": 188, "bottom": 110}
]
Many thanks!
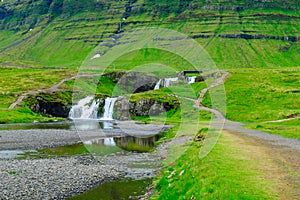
[
  {"left": 12, "top": 132, "right": 164, "bottom": 160},
  {"left": 0, "top": 120, "right": 167, "bottom": 160}
]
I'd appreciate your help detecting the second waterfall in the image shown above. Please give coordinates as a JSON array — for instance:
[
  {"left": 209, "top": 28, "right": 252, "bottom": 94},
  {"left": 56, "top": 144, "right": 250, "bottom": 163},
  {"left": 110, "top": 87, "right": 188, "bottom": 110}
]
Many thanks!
[{"left": 101, "top": 97, "right": 117, "bottom": 120}]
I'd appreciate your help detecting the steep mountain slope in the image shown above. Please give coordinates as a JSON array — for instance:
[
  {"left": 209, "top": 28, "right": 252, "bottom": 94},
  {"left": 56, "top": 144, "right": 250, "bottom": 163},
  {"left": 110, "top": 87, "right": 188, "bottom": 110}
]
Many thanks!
[{"left": 0, "top": 0, "right": 299, "bottom": 69}]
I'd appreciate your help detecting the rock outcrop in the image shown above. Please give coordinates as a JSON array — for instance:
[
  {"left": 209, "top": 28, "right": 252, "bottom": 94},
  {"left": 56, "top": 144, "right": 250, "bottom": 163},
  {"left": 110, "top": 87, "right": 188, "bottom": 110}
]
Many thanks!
[
  {"left": 114, "top": 95, "right": 179, "bottom": 120},
  {"left": 115, "top": 71, "right": 159, "bottom": 94},
  {"left": 26, "top": 92, "right": 72, "bottom": 118}
]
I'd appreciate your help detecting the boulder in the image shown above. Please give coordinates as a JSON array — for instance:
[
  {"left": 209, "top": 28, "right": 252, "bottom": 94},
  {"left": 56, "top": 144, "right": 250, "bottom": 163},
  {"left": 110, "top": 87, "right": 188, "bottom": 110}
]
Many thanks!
[{"left": 117, "top": 72, "right": 159, "bottom": 94}]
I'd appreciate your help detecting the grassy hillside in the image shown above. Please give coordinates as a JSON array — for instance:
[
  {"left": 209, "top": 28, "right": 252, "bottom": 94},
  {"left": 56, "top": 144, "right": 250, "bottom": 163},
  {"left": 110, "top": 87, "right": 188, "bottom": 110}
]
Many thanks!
[
  {"left": 0, "top": 0, "right": 299, "bottom": 69},
  {"left": 0, "top": 1, "right": 299, "bottom": 127}
]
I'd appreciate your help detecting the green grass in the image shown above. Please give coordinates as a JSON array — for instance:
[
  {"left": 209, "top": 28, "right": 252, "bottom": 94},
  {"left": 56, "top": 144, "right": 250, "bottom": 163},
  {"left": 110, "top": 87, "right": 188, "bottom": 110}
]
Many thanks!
[
  {"left": 1, "top": 2, "right": 299, "bottom": 69},
  {"left": 201, "top": 68, "right": 300, "bottom": 139},
  {"left": 0, "top": 66, "right": 74, "bottom": 94},
  {"left": 203, "top": 68, "right": 300, "bottom": 122},
  {"left": 0, "top": 106, "right": 61, "bottom": 124},
  {"left": 246, "top": 118, "right": 300, "bottom": 140},
  {"left": 152, "top": 130, "right": 278, "bottom": 199},
  {"left": 0, "top": 66, "right": 75, "bottom": 123}
]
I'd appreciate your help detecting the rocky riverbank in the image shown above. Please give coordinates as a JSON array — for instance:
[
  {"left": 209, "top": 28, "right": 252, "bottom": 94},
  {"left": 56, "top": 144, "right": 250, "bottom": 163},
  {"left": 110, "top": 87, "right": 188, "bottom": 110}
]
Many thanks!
[
  {"left": 0, "top": 156, "right": 122, "bottom": 199},
  {"left": 0, "top": 121, "right": 172, "bottom": 199},
  {"left": 0, "top": 152, "right": 160, "bottom": 199}
]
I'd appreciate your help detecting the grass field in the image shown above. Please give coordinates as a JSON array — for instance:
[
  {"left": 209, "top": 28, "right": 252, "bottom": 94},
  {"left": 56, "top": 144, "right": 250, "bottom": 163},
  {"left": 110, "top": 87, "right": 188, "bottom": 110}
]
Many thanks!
[
  {"left": 0, "top": 66, "right": 74, "bottom": 108},
  {"left": 246, "top": 118, "right": 300, "bottom": 140},
  {"left": 151, "top": 129, "right": 279, "bottom": 200},
  {"left": 203, "top": 68, "right": 300, "bottom": 122},
  {"left": 0, "top": 66, "right": 74, "bottom": 123},
  {"left": 202, "top": 68, "right": 300, "bottom": 139},
  {"left": 0, "top": 3, "right": 299, "bottom": 69}
]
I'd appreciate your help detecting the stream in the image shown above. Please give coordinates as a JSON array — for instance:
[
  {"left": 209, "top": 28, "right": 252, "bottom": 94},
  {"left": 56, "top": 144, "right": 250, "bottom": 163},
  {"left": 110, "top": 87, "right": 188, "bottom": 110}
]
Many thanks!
[{"left": 0, "top": 120, "right": 168, "bottom": 199}]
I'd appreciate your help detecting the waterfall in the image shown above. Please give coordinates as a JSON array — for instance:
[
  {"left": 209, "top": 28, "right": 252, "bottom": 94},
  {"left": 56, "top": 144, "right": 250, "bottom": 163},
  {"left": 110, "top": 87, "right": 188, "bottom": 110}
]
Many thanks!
[
  {"left": 187, "top": 76, "right": 196, "bottom": 84},
  {"left": 154, "top": 79, "right": 161, "bottom": 90},
  {"left": 154, "top": 78, "right": 179, "bottom": 90},
  {"left": 104, "top": 138, "right": 116, "bottom": 146},
  {"left": 163, "top": 77, "right": 178, "bottom": 87},
  {"left": 155, "top": 77, "right": 179, "bottom": 88},
  {"left": 100, "top": 97, "right": 117, "bottom": 120},
  {"left": 69, "top": 96, "right": 99, "bottom": 119}
]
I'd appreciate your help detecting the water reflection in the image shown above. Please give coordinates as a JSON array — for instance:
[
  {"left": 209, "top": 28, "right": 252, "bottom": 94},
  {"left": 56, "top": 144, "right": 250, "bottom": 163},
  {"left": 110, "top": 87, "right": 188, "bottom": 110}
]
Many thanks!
[
  {"left": 82, "top": 134, "right": 163, "bottom": 155},
  {"left": 83, "top": 137, "right": 116, "bottom": 146},
  {"left": 0, "top": 120, "right": 166, "bottom": 159},
  {"left": 115, "top": 134, "right": 162, "bottom": 153},
  {"left": 0, "top": 121, "right": 115, "bottom": 131},
  {"left": 0, "top": 150, "right": 37, "bottom": 159}
]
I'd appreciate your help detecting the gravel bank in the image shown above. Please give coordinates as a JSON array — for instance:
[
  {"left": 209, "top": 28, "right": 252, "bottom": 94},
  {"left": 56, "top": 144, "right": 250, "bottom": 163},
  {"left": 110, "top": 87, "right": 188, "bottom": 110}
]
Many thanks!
[
  {"left": 0, "top": 122, "right": 171, "bottom": 199},
  {"left": 0, "top": 156, "right": 122, "bottom": 199},
  {"left": 0, "top": 151, "right": 160, "bottom": 199}
]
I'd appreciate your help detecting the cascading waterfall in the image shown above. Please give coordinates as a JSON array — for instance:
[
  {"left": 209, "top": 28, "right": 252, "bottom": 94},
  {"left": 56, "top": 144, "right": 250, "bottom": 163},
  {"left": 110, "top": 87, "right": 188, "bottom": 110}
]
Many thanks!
[
  {"left": 69, "top": 96, "right": 99, "bottom": 119},
  {"left": 104, "top": 138, "right": 116, "bottom": 146},
  {"left": 154, "top": 78, "right": 178, "bottom": 89},
  {"left": 162, "top": 77, "right": 178, "bottom": 87},
  {"left": 186, "top": 76, "right": 196, "bottom": 84},
  {"left": 154, "top": 79, "right": 162, "bottom": 90},
  {"left": 100, "top": 97, "right": 117, "bottom": 120},
  {"left": 69, "top": 96, "right": 117, "bottom": 121}
]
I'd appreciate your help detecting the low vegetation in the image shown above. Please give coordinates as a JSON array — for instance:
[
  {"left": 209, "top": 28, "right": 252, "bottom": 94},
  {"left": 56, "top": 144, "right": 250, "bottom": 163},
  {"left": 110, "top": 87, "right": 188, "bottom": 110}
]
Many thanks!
[
  {"left": 202, "top": 68, "right": 300, "bottom": 139},
  {"left": 246, "top": 118, "right": 300, "bottom": 140},
  {"left": 0, "top": 106, "right": 60, "bottom": 124},
  {"left": 203, "top": 68, "right": 300, "bottom": 122},
  {"left": 152, "top": 129, "right": 279, "bottom": 200}
]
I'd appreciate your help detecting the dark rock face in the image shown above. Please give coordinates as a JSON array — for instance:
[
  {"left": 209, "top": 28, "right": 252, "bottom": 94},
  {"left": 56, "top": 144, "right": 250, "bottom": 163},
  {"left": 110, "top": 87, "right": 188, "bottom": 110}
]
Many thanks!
[
  {"left": 117, "top": 72, "right": 159, "bottom": 94},
  {"left": 97, "top": 98, "right": 106, "bottom": 117},
  {"left": 103, "top": 71, "right": 159, "bottom": 94},
  {"left": 29, "top": 97, "right": 71, "bottom": 118},
  {"left": 131, "top": 98, "right": 156, "bottom": 116},
  {"left": 195, "top": 76, "right": 205, "bottom": 82},
  {"left": 114, "top": 97, "right": 132, "bottom": 120},
  {"left": 192, "top": 33, "right": 300, "bottom": 42},
  {"left": 26, "top": 92, "right": 72, "bottom": 118},
  {"left": 114, "top": 96, "right": 178, "bottom": 120}
]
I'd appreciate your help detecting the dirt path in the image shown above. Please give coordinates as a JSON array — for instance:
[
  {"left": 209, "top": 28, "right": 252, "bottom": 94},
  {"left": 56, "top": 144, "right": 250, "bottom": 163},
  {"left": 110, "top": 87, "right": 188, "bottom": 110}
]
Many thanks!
[
  {"left": 223, "top": 130, "right": 300, "bottom": 199},
  {"left": 262, "top": 116, "right": 300, "bottom": 123},
  {"left": 8, "top": 74, "right": 102, "bottom": 110},
  {"left": 185, "top": 70, "right": 300, "bottom": 199}
]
